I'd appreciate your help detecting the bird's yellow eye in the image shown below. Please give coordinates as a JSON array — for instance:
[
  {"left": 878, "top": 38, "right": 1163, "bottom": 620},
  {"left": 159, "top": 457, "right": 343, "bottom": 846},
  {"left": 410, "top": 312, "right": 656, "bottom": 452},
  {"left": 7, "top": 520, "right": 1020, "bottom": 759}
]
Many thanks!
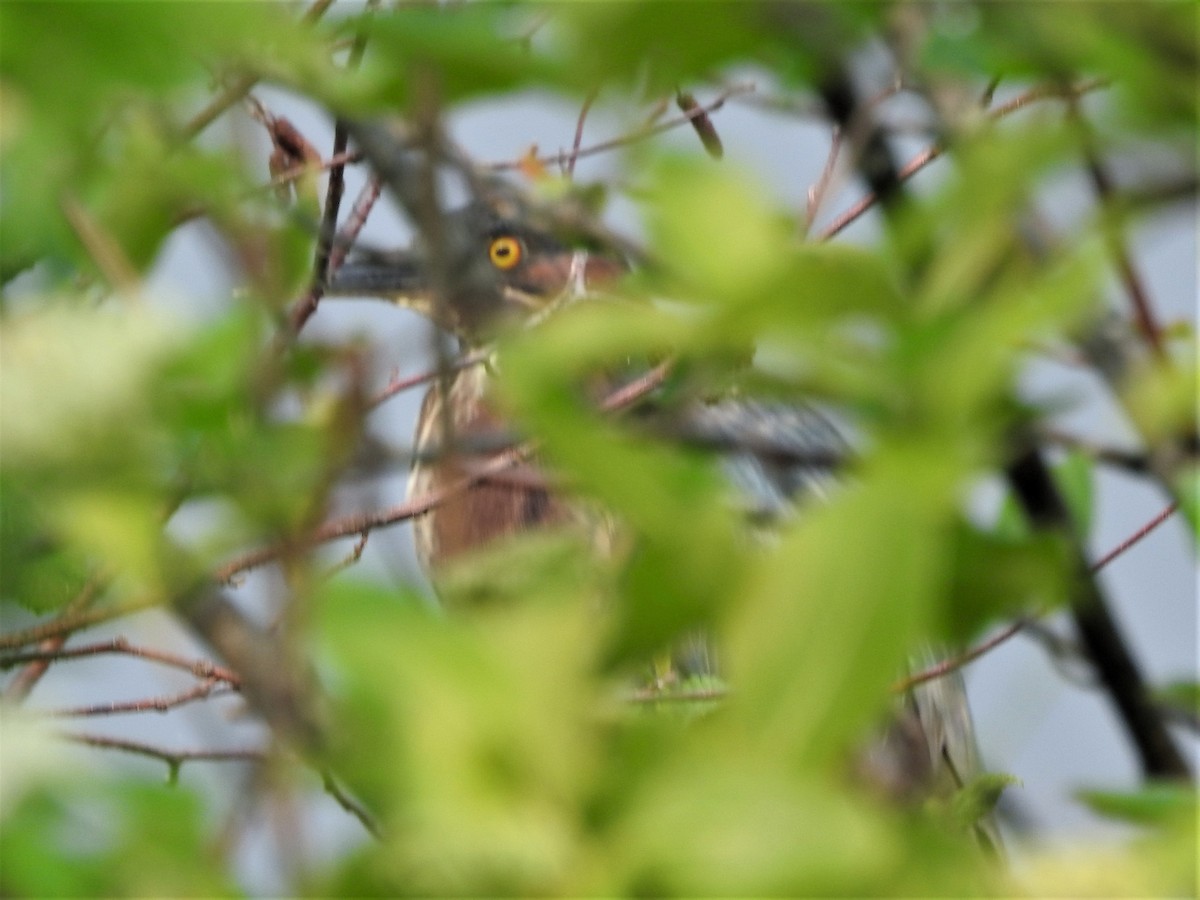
[{"left": 488, "top": 236, "right": 522, "bottom": 270}]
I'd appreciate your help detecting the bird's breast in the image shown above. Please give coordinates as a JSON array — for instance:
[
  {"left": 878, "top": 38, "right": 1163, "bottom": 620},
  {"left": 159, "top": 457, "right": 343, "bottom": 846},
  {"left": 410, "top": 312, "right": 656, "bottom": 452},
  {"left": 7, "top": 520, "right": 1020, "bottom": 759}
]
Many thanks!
[{"left": 408, "top": 365, "right": 581, "bottom": 576}]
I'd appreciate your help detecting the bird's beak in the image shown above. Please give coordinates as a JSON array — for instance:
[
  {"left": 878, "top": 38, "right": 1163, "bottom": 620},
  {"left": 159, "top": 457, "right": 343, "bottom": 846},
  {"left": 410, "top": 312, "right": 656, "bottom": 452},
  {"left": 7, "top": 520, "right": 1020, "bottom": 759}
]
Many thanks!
[{"left": 325, "top": 252, "right": 431, "bottom": 306}]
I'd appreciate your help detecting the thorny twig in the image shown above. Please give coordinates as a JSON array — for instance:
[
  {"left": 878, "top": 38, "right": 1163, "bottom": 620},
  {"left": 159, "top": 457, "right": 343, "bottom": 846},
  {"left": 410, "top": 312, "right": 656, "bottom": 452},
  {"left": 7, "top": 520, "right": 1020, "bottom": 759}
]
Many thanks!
[
  {"left": 45, "top": 680, "right": 237, "bottom": 718},
  {"left": 1, "top": 636, "right": 240, "bottom": 684}
]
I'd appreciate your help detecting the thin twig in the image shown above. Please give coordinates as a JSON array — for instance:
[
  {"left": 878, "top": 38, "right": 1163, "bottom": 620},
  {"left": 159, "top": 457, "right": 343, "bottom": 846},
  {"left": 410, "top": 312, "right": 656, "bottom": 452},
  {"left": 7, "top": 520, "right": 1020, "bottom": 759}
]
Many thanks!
[
  {"left": 0, "top": 600, "right": 158, "bottom": 652},
  {"left": 214, "top": 443, "right": 533, "bottom": 583},
  {"left": 321, "top": 532, "right": 370, "bottom": 580},
  {"left": 1090, "top": 502, "right": 1179, "bottom": 573},
  {"left": 60, "top": 197, "right": 140, "bottom": 292},
  {"left": 565, "top": 89, "right": 599, "bottom": 178},
  {"left": 804, "top": 125, "right": 842, "bottom": 237},
  {"left": 45, "top": 680, "right": 236, "bottom": 718},
  {"left": 268, "top": 150, "right": 365, "bottom": 190},
  {"left": 62, "top": 732, "right": 265, "bottom": 770},
  {"left": 893, "top": 500, "right": 1180, "bottom": 692},
  {"left": 485, "top": 82, "right": 756, "bottom": 173},
  {"left": 287, "top": 4, "right": 376, "bottom": 336},
  {"left": 1, "top": 637, "right": 240, "bottom": 684},
  {"left": 600, "top": 360, "right": 674, "bottom": 413},
  {"left": 370, "top": 348, "right": 489, "bottom": 409},
  {"left": 893, "top": 617, "right": 1033, "bottom": 693}
]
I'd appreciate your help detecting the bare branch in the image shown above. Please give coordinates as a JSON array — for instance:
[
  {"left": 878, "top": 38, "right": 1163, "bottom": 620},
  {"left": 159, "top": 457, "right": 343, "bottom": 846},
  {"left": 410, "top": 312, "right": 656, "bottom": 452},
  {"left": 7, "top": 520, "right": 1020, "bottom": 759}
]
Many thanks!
[{"left": 45, "top": 680, "right": 236, "bottom": 718}]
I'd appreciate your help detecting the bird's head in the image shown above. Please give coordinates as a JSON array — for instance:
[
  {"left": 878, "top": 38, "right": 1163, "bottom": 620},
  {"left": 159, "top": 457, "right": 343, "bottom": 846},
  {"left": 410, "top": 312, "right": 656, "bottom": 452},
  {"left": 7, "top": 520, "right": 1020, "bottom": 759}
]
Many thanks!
[{"left": 327, "top": 201, "right": 626, "bottom": 344}]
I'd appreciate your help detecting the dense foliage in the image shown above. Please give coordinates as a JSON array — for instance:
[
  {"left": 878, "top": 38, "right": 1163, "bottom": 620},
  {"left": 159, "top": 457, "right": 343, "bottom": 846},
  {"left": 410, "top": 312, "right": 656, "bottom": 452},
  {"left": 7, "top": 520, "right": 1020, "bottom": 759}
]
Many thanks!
[{"left": 1, "top": 2, "right": 1195, "bottom": 895}]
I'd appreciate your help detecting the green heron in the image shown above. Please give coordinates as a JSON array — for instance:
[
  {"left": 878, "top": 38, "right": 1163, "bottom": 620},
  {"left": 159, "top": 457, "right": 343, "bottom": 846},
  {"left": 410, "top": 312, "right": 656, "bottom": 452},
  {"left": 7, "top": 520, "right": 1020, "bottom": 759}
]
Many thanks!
[
  {"left": 328, "top": 200, "right": 627, "bottom": 576},
  {"left": 327, "top": 200, "right": 1000, "bottom": 847}
]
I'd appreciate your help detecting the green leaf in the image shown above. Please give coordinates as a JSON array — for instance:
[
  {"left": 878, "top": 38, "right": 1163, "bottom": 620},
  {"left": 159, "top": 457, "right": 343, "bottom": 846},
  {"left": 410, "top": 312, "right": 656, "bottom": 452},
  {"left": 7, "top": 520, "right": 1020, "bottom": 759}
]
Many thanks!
[
  {"left": 0, "top": 306, "right": 177, "bottom": 472},
  {"left": 725, "top": 442, "right": 959, "bottom": 765},
  {"left": 1051, "top": 450, "right": 1096, "bottom": 533},
  {"left": 1175, "top": 466, "right": 1199, "bottom": 536},
  {"left": 1077, "top": 784, "right": 1197, "bottom": 826},
  {"left": 608, "top": 760, "right": 897, "bottom": 896},
  {"left": 552, "top": 3, "right": 773, "bottom": 95},
  {"left": 0, "top": 777, "right": 235, "bottom": 897},
  {"left": 1154, "top": 680, "right": 1200, "bottom": 717},
  {"left": 922, "top": 4, "right": 1197, "bottom": 134},
  {"left": 498, "top": 300, "right": 749, "bottom": 664},
  {"left": 316, "top": 577, "right": 602, "bottom": 894},
  {"left": 334, "top": 5, "right": 570, "bottom": 111},
  {"left": 0, "top": 479, "right": 91, "bottom": 613},
  {"left": 946, "top": 773, "right": 1019, "bottom": 834},
  {"left": 945, "top": 521, "right": 1071, "bottom": 642}
]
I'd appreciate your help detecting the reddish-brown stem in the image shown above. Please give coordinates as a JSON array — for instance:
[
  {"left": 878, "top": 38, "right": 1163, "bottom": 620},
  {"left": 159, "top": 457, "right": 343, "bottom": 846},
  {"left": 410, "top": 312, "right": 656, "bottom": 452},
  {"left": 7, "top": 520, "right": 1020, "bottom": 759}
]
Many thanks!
[
  {"left": 370, "top": 348, "right": 488, "bottom": 409},
  {"left": 46, "top": 680, "right": 236, "bottom": 718},
  {"left": 1, "top": 636, "right": 241, "bottom": 684},
  {"left": 804, "top": 125, "right": 842, "bottom": 237},
  {"left": 1091, "top": 502, "right": 1179, "bottom": 572},
  {"left": 62, "top": 732, "right": 265, "bottom": 767},
  {"left": 893, "top": 617, "right": 1033, "bottom": 693},
  {"left": 565, "top": 89, "right": 599, "bottom": 178}
]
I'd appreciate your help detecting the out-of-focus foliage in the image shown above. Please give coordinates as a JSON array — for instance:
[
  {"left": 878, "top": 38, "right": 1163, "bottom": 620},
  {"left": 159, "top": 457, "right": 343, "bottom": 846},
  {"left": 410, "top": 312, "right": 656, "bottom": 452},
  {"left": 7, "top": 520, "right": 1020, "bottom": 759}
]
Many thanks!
[{"left": 1, "top": 1, "right": 1195, "bottom": 897}]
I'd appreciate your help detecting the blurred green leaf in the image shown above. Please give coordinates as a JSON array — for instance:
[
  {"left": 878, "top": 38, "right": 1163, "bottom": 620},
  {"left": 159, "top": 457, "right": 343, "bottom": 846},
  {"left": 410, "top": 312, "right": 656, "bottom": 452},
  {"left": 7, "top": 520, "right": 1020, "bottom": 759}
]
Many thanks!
[
  {"left": 1154, "top": 680, "right": 1199, "bottom": 718},
  {"left": 0, "top": 1, "right": 323, "bottom": 276},
  {"left": 316, "top": 576, "right": 603, "bottom": 894},
  {"left": 1077, "top": 783, "right": 1197, "bottom": 826},
  {"left": 607, "top": 759, "right": 897, "bottom": 896},
  {"left": 333, "top": 4, "right": 570, "bottom": 111},
  {"left": 1052, "top": 450, "right": 1095, "bottom": 534},
  {"left": 941, "top": 772, "right": 1019, "bottom": 836},
  {"left": 499, "top": 301, "right": 750, "bottom": 664},
  {"left": 0, "top": 306, "right": 177, "bottom": 472},
  {"left": 726, "top": 443, "right": 957, "bottom": 765},
  {"left": 1175, "top": 466, "right": 1199, "bottom": 536},
  {"left": 0, "top": 479, "right": 91, "bottom": 613},
  {"left": 1123, "top": 359, "right": 1198, "bottom": 446},
  {"left": 0, "top": 778, "right": 234, "bottom": 898},
  {"left": 922, "top": 3, "right": 1197, "bottom": 134},
  {"left": 946, "top": 521, "right": 1070, "bottom": 641}
]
